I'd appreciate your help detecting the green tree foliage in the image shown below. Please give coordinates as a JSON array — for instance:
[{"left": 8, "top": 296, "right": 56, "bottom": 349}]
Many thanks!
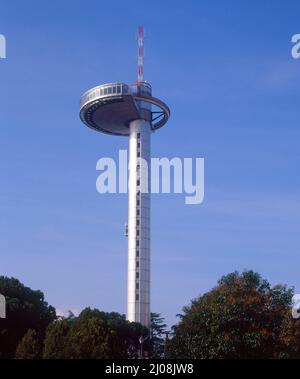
[
  {"left": 167, "top": 270, "right": 300, "bottom": 359},
  {"left": 65, "top": 314, "right": 120, "bottom": 359},
  {"left": 102, "top": 311, "right": 149, "bottom": 358},
  {"left": 43, "top": 317, "right": 73, "bottom": 359},
  {"left": 150, "top": 312, "right": 168, "bottom": 358},
  {"left": 15, "top": 329, "right": 42, "bottom": 359},
  {"left": 0, "top": 277, "right": 56, "bottom": 359},
  {"left": 43, "top": 308, "right": 148, "bottom": 359}
]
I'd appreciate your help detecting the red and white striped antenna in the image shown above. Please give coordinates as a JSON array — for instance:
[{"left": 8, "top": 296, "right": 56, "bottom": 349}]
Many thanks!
[{"left": 137, "top": 26, "right": 144, "bottom": 85}]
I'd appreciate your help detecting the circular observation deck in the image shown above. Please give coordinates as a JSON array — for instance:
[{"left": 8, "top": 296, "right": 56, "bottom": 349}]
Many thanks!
[{"left": 79, "top": 82, "right": 170, "bottom": 136}]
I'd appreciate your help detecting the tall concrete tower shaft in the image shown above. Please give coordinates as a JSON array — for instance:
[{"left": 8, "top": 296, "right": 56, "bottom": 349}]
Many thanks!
[
  {"left": 127, "top": 118, "right": 151, "bottom": 326},
  {"left": 80, "top": 82, "right": 169, "bottom": 328},
  {"left": 79, "top": 31, "right": 170, "bottom": 328}
]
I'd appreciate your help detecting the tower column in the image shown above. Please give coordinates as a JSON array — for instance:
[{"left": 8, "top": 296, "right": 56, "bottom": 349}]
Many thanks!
[
  {"left": 80, "top": 80, "right": 169, "bottom": 331},
  {"left": 127, "top": 119, "right": 151, "bottom": 328}
]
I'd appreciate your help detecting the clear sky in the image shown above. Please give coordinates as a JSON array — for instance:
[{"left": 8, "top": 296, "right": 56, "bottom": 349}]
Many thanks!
[{"left": 1, "top": 0, "right": 300, "bottom": 327}]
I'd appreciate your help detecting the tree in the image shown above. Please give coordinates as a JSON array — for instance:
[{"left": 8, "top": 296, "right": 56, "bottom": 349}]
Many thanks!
[
  {"left": 150, "top": 312, "right": 168, "bottom": 358},
  {"left": 103, "top": 311, "right": 149, "bottom": 358},
  {"left": 0, "top": 277, "right": 56, "bottom": 359},
  {"left": 44, "top": 308, "right": 149, "bottom": 359},
  {"left": 167, "top": 270, "right": 300, "bottom": 359},
  {"left": 15, "top": 329, "right": 42, "bottom": 359},
  {"left": 66, "top": 315, "right": 120, "bottom": 359},
  {"left": 43, "top": 317, "right": 73, "bottom": 359}
]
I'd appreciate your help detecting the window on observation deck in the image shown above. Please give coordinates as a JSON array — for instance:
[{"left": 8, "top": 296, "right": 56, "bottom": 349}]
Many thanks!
[{"left": 122, "top": 84, "right": 128, "bottom": 94}]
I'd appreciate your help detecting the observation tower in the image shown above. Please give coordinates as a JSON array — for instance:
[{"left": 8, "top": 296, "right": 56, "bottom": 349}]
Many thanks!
[{"left": 79, "top": 27, "right": 170, "bottom": 327}]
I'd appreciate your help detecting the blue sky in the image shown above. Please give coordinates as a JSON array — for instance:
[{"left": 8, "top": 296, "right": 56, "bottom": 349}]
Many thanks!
[{"left": 1, "top": 0, "right": 300, "bottom": 326}]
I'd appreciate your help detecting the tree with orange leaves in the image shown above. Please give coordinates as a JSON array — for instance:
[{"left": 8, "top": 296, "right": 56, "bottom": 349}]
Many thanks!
[{"left": 167, "top": 270, "right": 300, "bottom": 359}]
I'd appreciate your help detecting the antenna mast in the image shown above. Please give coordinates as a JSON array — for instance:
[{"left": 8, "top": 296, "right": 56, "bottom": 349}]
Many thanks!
[{"left": 137, "top": 26, "right": 144, "bottom": 84}]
